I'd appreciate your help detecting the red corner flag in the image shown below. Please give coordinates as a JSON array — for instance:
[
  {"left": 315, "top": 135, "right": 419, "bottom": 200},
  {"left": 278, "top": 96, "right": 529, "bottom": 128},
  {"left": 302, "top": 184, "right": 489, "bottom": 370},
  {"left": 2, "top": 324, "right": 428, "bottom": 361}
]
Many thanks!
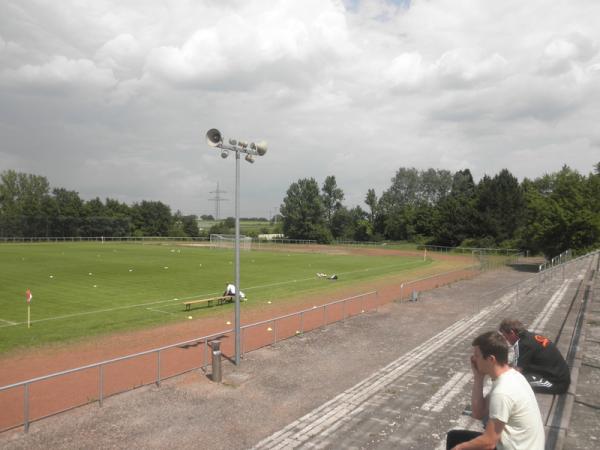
[{"left": 26, "top": 288, "right": 32, "bottom": 304}]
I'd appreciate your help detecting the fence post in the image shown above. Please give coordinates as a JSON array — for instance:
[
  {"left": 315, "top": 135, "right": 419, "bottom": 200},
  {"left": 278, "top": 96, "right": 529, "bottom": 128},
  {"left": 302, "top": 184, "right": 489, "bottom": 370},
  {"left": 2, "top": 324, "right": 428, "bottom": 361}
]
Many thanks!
[
  {"left": 300, "top": 311, "right": 304, "bottom": 334},
  {"left": 99, "top": 365, "right": 104, "bottom": 407},
  {"left": 24, "top": 383, "right": 29, "bottom": 433},
  {"left": 273, "top": 320, "right": 277, "bottom": 344}
]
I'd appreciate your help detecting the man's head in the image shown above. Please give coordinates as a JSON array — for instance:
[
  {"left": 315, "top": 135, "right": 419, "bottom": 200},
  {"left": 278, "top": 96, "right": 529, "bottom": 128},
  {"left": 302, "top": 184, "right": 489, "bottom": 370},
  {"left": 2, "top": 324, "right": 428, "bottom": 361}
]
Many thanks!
[
  {"left": 472, "top": 331, "right": 509, "bottom": 376},
  {"left": 499, "top": 318, "right": 526, "bottom": 345}
]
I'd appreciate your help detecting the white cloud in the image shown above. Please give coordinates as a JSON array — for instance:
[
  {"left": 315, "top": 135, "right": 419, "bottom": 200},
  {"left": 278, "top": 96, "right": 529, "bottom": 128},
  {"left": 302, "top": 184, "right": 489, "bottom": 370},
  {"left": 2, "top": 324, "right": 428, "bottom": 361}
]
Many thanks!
[
  {"left": 434, "top": 49, "right": 508, "bottom": 88},
  {"left": 539, "top": 33, "right": 598, "bottom": 75},
  {"left": 0, "top": 0, "right": 599, "bottom": 216},
  {"left": 1, "top": 55, "right": 117, "bottom": 92},
  {"left": 144, "top": 0, "right": 352, "bottom": 89},
  {"left": 95, "top": 33, "right": 144, "bottom": 77}
]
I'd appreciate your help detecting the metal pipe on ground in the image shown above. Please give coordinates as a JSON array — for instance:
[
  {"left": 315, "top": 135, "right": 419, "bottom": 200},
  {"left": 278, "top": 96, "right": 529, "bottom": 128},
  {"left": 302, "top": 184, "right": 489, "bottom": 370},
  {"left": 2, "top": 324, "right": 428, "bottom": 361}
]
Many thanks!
[{"left": 209, "top": 340, "right": 222, "bottom": 383}]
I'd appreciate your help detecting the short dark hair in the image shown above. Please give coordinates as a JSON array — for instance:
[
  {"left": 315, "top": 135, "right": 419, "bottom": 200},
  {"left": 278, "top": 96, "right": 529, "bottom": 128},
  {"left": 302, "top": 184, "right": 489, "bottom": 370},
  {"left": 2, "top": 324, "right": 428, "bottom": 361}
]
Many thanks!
[
  {"left": 499, "top": 318, "right": 526, "bottom": 335},
  {"left": 472, "top": 331, "right": 509, "bottom": 365}
]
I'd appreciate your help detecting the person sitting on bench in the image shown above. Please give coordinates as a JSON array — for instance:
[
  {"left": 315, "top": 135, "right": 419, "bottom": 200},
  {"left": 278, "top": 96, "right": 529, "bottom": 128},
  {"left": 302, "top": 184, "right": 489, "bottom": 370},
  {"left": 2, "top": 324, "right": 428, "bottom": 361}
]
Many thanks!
[
  {"left": 224, "top": 283, "right": 245, "bottom": 299},
  {"left": 499, "top": 318, "right": 570, "bottom": 394}
]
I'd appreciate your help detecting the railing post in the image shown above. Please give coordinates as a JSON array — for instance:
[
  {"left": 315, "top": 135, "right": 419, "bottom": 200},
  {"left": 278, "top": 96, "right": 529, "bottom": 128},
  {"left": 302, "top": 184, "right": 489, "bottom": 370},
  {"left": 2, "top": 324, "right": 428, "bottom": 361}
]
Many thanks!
[
  {"left": 203, "top": 337, "right": 208, "bottom": 368},
  {"left": 273, "top": 320, "right": 277, "bottom": 344},
  {"left": 24, "top": 383, "right": 29, "bottom": 433},
  {"left": 99, "top": 365, "right": 104, "bottom": 407},
  {"left": 156, "top": 350, "right": 161, "bottom": 387},
  {"left": 300, "top": 311, "right": 304, "bottom": 334},
  {"left": 323, "top": 305, "right": 327, "bottom": 326},
  {"left": 241, "top": 327, "right": 245, "bottom": 357}
]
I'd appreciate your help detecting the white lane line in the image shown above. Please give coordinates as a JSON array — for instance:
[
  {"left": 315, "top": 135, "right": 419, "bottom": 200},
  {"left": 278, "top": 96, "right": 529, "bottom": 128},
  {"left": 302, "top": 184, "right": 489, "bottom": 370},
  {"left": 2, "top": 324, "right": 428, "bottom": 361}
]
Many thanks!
[
  {"left": 253, "top": 291, "right": 515, "bottom": 449},
  {"left": 421, "top": 372, "right": 473, "bottom": 413},
  {"left": 530, "top": 279, "right": 570, "bottom": 333}
]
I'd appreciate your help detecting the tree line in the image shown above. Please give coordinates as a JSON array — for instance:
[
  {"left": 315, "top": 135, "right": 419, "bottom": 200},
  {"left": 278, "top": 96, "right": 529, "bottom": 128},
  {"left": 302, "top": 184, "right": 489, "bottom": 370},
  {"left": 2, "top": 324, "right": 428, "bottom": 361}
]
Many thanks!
[
  {"left": 0, "top": 170, "right": 200, "bottom": 238},
  {"left": 280, "top": 163, "right": 600, "bottom": 257}
]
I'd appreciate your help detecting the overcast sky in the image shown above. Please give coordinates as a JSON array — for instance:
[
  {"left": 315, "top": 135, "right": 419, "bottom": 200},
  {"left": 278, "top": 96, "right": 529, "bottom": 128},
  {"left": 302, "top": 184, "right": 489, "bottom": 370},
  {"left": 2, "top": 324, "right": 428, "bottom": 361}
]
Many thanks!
[{"left": 1, "top": 0, "right": 599, "bottom": 219}]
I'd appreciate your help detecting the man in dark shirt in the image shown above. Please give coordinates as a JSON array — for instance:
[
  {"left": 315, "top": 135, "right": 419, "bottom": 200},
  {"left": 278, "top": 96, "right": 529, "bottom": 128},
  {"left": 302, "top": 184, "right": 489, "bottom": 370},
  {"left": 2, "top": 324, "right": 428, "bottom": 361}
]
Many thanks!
[{"left": 499, "top": 319, "right": 570, "bottom": 394}]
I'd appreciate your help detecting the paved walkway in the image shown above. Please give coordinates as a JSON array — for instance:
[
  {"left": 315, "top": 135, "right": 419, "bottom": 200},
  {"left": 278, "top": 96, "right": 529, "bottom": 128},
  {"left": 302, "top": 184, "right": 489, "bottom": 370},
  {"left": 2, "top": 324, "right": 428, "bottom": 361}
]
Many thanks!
[{"left": 0, "top": 255, "right": 596, "bottom": 449}]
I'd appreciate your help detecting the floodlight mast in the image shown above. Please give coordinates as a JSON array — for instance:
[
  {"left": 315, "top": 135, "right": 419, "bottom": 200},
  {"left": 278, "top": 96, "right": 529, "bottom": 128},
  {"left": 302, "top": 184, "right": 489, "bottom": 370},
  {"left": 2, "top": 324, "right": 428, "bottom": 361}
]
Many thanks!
[{"left": 205, "top": 128, "right": 268, "bottom": 366}]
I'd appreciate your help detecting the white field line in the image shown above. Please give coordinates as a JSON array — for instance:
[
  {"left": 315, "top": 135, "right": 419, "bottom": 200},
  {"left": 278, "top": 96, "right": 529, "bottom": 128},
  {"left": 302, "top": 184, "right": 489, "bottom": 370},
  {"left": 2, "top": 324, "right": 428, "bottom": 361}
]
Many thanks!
[
  {"left": 146, "top": 307, "right": 176, "bottom": 316},
  {"left": 252, "top": 291, "right": 515, "bottom": 449},
  {"left": 0, "top": 260, "right": 428, "bottom": 329},
  {"left": 0, "top": 317, "right": 17, "bottom": 325},
  {"left": 421, "top": 372, "right": 473, "bottom": 412}
]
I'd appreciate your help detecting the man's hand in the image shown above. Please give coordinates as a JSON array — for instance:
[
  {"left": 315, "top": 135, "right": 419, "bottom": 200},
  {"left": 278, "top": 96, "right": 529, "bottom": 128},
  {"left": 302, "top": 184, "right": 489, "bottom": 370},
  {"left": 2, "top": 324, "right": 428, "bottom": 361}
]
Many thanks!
[{"left": 470, "top": 355, "right": 483, "bottom": 380}]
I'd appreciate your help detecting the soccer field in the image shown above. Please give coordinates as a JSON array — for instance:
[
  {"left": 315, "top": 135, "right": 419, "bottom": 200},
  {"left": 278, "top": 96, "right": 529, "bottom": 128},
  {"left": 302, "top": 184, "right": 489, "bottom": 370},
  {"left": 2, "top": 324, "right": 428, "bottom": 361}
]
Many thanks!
[{"left": 0, "top": 242, "right": 432, "bottom": 354}]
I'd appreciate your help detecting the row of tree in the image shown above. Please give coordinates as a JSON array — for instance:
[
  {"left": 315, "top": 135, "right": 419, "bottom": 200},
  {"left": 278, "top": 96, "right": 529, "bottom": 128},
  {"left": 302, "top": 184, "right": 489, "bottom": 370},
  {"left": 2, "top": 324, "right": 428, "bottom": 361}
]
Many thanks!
[
  {"left": 0, "top": 170, "right": 200, "bottom": 238},
  {"left": 280, "top": 164, "right": 600, "bottom": 256},
  {"left": 3, "top": 163, "right": 599, "bottom": 257}
]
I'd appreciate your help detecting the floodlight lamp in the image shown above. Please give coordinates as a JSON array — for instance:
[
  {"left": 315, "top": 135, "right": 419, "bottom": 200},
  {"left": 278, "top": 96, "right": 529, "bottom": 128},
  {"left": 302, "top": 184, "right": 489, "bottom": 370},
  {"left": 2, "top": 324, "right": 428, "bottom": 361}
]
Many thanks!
[
  {"left": 245, "top": 154, "right": 255, "bottom": 164},
  {"left": 229, "top": 139, "right": 237, "bottom": 146},
  {"left": 255, "top": 140, "right": 268, "bottom": 156},
  {"left": 206, "top": 128, "right": 223, "bottom": 147},
  {"left": 221, "top": 150, "right": 229, "bottom": 159},
  {"left": 238, "top": 140, "right": 248, "bottom": 148}
]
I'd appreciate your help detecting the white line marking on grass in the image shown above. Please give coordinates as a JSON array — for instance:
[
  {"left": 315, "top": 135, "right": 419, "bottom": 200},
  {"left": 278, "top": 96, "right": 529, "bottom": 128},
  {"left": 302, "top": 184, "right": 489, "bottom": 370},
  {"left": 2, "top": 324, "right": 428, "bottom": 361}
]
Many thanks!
[
  {"left": 0, "top": 318, "right": 17, "bottom": 325},
  {"left": 146, "top": 307, "right": 176, "bottom": 316},
  {"left": 0, "top": 260, "right": 431, "bottom": 329}
]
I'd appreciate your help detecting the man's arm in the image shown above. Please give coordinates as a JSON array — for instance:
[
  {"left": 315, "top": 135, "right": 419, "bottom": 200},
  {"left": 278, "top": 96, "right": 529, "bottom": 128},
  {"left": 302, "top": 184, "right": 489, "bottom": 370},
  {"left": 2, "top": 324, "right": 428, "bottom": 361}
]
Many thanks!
[
  {"left": 452, "top": 418, "right": 504, "bottom": 450},
  {"left": 470, "top": 356, "right": 488, "bottom": 420}
]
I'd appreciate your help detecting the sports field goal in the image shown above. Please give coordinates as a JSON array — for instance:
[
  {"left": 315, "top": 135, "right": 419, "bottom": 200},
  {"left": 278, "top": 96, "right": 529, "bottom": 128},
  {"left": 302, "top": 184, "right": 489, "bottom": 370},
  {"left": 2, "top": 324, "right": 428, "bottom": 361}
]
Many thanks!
[{"left": 210, "top": 234, "right": 252, "bottom": 250}]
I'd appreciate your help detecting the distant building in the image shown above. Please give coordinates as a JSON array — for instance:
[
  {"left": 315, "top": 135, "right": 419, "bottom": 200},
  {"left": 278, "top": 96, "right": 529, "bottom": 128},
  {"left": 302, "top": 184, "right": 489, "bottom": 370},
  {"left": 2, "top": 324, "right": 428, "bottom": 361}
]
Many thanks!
[{"left": 258, "top": 233, "right": 284, "bottom": 240}]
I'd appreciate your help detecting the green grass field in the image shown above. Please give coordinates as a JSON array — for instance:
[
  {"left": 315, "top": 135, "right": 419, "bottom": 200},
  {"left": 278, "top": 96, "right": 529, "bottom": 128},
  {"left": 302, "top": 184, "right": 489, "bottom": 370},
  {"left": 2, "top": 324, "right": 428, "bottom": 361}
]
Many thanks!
[{"left": 0, "top": 242, "right": 432, "bottom": 354}]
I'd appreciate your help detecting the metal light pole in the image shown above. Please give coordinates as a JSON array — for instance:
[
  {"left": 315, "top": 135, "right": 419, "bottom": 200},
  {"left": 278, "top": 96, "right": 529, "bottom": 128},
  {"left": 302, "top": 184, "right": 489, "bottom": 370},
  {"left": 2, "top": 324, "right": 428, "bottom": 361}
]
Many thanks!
[{"left": 205, "top": 128, "right": 267, "bottom": 365}]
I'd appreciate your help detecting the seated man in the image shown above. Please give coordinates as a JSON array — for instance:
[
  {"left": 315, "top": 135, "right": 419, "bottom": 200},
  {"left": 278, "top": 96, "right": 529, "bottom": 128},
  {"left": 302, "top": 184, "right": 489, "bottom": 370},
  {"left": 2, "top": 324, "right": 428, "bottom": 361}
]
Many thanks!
[
  {"left": 447, "top": 331, "right": 545, "bottom": 450},
  {"left": 223, "top": 283, "right": 245, "bottom": 299},
  {"left": 499, "top": 318, "right": 570, "bottom": 394}
]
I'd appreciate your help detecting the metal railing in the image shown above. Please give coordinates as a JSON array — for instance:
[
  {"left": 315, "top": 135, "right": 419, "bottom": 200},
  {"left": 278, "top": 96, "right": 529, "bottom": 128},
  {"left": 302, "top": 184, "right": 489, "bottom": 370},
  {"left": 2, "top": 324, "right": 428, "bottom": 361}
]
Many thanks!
[{"left": 0, "top": 291, "right": 378, "bottom": 433}]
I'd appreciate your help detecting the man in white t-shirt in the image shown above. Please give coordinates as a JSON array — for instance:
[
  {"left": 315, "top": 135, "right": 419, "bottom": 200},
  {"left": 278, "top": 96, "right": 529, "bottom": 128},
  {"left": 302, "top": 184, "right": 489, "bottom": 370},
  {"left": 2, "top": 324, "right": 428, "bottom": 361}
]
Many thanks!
[
  {"left": 224, "top": 283, "right": 245, "bottom": 299},
  {"left": 446, "top": 331, "right": 545, "bottom": 450}
]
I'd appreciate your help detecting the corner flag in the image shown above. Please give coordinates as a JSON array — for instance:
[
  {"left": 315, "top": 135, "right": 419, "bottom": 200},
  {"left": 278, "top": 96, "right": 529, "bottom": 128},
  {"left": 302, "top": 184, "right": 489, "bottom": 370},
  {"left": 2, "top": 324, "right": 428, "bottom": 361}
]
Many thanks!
[{"left": 26, "top": 289, "right": 32, "bottom": 328}]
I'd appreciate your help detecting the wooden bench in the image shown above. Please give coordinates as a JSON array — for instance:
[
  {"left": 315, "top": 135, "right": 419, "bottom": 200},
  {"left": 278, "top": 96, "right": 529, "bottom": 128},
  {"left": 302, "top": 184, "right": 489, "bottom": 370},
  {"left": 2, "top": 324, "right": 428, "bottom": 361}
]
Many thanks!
[{"left": 183, "top": 295, "right": 234, "bottom": 311}]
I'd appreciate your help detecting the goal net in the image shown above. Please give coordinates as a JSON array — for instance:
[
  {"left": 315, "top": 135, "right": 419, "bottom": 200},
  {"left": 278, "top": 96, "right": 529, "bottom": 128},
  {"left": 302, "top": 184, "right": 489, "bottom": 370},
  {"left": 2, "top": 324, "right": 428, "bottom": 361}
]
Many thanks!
[{"left": 210, "top": 234, "right": 252, "bottom": 250}]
